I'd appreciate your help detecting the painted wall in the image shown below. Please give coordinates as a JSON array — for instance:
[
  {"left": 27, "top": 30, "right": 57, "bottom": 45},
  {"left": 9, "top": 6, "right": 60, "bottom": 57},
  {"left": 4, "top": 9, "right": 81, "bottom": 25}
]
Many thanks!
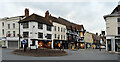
[{"left": 53, "top": 22, "right": 67, "bottom": 40}]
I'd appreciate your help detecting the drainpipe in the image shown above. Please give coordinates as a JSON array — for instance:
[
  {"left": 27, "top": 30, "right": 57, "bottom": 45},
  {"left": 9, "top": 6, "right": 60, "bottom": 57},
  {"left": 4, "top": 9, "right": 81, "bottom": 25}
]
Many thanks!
[{"left": 18, "top": 18, "right": 21, "bottom": 49}]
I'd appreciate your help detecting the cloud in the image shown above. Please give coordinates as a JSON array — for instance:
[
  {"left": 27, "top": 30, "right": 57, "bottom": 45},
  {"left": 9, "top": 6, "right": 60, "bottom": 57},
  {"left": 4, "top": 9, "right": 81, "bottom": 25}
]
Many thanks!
[{"left": 0, "top": 1, "right": 118, "bottom": 34}]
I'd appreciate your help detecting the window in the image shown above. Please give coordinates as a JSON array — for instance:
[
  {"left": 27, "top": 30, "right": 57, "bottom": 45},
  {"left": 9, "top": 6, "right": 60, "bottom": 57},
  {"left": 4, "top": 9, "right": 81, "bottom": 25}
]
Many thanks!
[
  {"left": 7, "top": 31, "right": 10, "bottom": 37},
  {"left": 118, "top": 27, "right": 120, "bottom": 34},
  {"left": 2, "top": 22, "right": 4, "bottom": 27},
  {"left": 58, "top": 27, "right": 59, "bottom": 31},
  {"left": 38, "top": 32, "right": 43, "bottom": 38},
  {"left": 55, "top": 34, "right": 56, "bottom": 38},
  {"left": 64, "top": 28, "right": 66, "bottom": 32},
  {"left": 13, "top": 31, "right": 15, "bottom": 37},
  {"left": 2, "top": 29, "right": 4, "bottom": 35},
  {"left": 64, "top": 35, "right": 65, "bottom": 40},
  {"left": 38, "top": 23, "right": 43, "bottom": 29},
  {"left": 47, "top": 25, "right": 51, "bottom": 31},
  {"left": 23, "top": 32, "right": 29, "bottom": 37},
  {"left": 23, "top": 22, "right": 29, "bottom": 28},
  {"left": 8, "top": 24, "right": 10, "bottom": 29},
  {"left": 58, "top": 35, "right": 60, "bottom": 39},
  {"left": 47, "top": 34, "right": 52, "bottom": 39},
  {"left": 54, "top": 26, "right": 56, "bottom": 31},
  {"left": 13, "top": 23, "right": 15, "bottom": 28},
  {"left": 61, "top": 35, "right": 62, "bottom": 40},
  {"left": 117, "top": 18, "right": 120, "bottom": 22},
  {"left": 61, "top": 28, "right": 62, "bottom": 32}
]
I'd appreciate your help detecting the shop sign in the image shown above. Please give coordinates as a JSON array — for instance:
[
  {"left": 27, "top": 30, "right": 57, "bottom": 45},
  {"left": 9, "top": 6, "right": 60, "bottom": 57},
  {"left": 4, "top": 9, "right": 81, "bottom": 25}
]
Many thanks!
[{"left": 30, "top": 46, "right": 37, "bottom": 49}]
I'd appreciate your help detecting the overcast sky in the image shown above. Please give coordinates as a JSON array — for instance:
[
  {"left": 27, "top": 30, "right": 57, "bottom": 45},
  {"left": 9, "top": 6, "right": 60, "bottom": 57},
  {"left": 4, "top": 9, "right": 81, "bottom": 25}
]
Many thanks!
[{"left": 0, "top": 0, "right": 119, "bottom": 34}]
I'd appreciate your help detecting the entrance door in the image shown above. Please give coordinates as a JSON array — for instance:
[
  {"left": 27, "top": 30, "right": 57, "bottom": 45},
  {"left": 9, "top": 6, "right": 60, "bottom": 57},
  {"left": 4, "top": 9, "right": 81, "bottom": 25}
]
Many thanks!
[{"left": 107, "top": 39, "right": 111, "bottom": 51}]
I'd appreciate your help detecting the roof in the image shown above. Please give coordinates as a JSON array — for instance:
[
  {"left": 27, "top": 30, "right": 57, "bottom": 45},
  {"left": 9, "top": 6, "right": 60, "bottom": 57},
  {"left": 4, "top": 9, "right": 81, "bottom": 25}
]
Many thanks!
[
  {"left": 18, "top": 13, "right": 53, "bottom": 26},
  {"left": 58, "top": 17, "right": 84, "bottom": 31},
  {"left": 104, "top": 5, "right": 120, "bottom": 19}
]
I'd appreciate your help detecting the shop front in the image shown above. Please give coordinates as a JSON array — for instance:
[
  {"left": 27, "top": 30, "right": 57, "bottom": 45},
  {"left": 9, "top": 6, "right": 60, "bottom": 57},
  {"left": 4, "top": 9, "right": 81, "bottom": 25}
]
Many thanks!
[
  {"left": 38, "top": 40, "right": 52, "bottom": 49},
  {"left": 115, "top": 39, "right": 120, "bottom": 52},
  {"left": 54, "top": 40, "right": 64, "bottom": 49}
]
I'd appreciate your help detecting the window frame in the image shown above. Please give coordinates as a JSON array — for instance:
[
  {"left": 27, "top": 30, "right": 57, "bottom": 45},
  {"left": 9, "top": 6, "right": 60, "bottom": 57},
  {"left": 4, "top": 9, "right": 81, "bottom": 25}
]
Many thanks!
[
  {"left": 38, "top": 32, "right": 43, "bottom": 38},
  {"left": 38, "top": 23, "right": 43, "bottom": 29}
]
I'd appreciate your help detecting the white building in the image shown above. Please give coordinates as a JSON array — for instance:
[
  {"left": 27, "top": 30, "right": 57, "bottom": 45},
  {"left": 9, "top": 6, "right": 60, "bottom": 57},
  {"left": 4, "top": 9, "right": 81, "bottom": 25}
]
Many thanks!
[
  {"left": 19, "top": 11, "right": 54, "bottom": 49},
  {"left": 0, "top": 16, "right": 24, "bottom": 49},
  {"left": 49, "top": 15, "right": 67, "bottom": 48},
  {"left": 104, "top": 3, "right": 120, "bottom": 52}
]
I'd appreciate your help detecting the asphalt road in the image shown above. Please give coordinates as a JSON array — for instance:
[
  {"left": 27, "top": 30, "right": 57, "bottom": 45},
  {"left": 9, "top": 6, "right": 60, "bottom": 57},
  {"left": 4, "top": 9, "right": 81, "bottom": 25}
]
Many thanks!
[{"left": 2, "top": 48, "right": 120, "bottom": 60}]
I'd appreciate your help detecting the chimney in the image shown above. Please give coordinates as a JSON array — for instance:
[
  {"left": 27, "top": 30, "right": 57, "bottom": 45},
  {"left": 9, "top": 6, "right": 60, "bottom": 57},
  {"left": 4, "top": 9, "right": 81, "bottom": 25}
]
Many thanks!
[
  {"left": 25, "top": 8, "right": 29, "bottom": 17},
  {"left": 45, "top": 10, "right": 49, "bottom": 19}
]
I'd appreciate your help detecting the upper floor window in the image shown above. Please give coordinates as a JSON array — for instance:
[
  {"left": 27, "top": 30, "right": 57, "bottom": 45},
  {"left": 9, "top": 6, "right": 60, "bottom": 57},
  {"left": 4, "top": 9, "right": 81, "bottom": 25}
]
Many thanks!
[
  {"left": 58, "top": 27, "right": 59, "bottom": 31},
  {"left": 8, "top": 24, "right": 10, "bottom": 29},
  {"left": 54, "top": 26, "right": 56, "bottom": 31},
  {"left": 23, "top": 32, "right": 29, "bottom": 38},
  {"left": 64, "top": 35, "right": 65, "bottom": 40},
  {"left": 7, "top": 31, "right": 11, "bottom": 37},
  {"left": 23, "top": 22, "right": 29, "bottom": 28},
  {"left": 64, "top": 28, "right": 66, "bottom": 32},
  {"left": 55, "top": 34, "right": 56, "bottom": 38},
  {"left": 61, "top": 28, "right": 62, "bottom": 32},
  {"left": 38, "top": 32, "right": 43, "bottom": 38},
  {"left": 118, "top": 27, "right": 120, "bottom": 34},
  {"left": 58, "top": 34, "right": 60, "bottom": 39},
  {"left": 38, "top": 23, "right": 43, "bottom": 29},
  {"left": 13, "top": 31, "right": 15, "bottom": 37},
  {"left": 2, "top": 29, "right": 4, "bottom": 35},
  {"left": 47, "top": 25, "right": 51, "bottom": 31},
  {"left": 2, "top": 22, "right": 4, "bottom": 27},
  {"left": 61, "top": 35, "right": 62, "bottom": 40},
  {"left": 47, "top": 34, "right": 51, "bottom": 39},
  {"left": 117, "top": 18, "right": 120, "bottom": 22},
  {"left": 13, "top": 23, "right": 15, "bottom": 28}
]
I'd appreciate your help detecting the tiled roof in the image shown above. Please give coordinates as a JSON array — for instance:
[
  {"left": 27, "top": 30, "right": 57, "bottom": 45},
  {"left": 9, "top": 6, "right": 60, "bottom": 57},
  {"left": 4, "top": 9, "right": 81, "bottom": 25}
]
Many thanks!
[
  {"left": 58, "top": 17, "right": 83, "bottom": 31},
  {"left": 19, "top": 13, "right": 53, "bottom": 26}
]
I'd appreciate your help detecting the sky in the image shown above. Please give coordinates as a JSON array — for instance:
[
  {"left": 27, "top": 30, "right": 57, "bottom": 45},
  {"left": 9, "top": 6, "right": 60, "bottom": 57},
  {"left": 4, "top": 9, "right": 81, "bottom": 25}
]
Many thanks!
[{"left": 0, "top": 0, "right": 119, "bottom": 34}]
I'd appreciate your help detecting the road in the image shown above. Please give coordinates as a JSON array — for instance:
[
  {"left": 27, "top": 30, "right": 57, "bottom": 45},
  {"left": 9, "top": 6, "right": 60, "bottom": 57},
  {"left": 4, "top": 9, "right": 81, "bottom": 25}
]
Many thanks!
[{"left": 2, "top": 48, "right": 120, "bottom": 60}]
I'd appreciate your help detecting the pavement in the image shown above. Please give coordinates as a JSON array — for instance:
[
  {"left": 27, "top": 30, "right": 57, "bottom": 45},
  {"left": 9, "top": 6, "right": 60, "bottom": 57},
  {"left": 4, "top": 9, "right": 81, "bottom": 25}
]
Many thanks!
[{"left": 2, "top": 48, "right": 120, "bottom": 60}]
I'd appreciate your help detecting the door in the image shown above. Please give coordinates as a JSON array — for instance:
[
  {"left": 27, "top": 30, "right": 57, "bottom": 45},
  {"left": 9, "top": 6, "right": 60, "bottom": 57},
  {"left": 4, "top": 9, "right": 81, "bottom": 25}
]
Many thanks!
[{"left": 107, "top": 39, "right": 111, "bottom": 51}]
